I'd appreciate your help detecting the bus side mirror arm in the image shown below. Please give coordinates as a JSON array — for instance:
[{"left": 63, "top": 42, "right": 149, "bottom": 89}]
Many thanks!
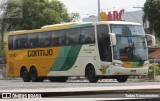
[{"left": 109, "top": 33, "right": 117, "bottom": 46}]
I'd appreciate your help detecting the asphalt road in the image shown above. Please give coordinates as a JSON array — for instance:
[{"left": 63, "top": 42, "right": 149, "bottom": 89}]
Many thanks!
[
  {"left": 1, "top": 78, "right": 160, "bottom": 100},
  {"left": 0, "top": 78, "right": 160, "bottom": 90}
]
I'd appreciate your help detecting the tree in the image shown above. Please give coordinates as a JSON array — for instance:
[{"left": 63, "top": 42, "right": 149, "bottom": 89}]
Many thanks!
[
  {"left": 143, "top": 0, "right": 160, "bottom": 37},
  {"left": 70, "top": 13, "right": 80, "bottom": 22},
  {"left": 0, "top": 0, "right": 80, "bottom": 40}
]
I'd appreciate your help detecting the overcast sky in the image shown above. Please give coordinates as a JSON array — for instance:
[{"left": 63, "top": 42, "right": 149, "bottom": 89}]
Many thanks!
[{"left": 60, "top": 0, "right": 146, "bottom": 19}]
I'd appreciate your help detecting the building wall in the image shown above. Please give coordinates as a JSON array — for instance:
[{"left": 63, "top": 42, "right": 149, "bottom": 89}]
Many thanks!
[
  {"left": 122, "top": 10, "right": 143, "bottom": 24},
  {"left": 82, "top": 15, "right": 98, "bottom": 22}
]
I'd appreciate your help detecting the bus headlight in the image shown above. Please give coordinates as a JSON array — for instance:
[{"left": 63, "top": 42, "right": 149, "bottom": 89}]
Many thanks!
[{"left": 113, "top": 62, "right": 124, "bottom": 67}]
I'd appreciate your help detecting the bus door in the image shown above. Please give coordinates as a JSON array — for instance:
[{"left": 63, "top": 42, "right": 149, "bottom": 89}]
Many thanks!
[{"left": 97, "top": 25, "right": 112, "bottom": 74}]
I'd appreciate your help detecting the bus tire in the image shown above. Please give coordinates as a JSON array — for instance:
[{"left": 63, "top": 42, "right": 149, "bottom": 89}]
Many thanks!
[
  {"left": 49, "top": 77, "right": 56, "bottom": 82},
  {"left": 21, "top": 67, "right": 30, "bottom": 82},
  {"left": 55, "top": 77, "right": 68, "bottom": 82},
  {"left": 30, "top": 67, "right": 44, "bottom": 82},
  {"left": 86, "top": 65, "right": 98, "bottom": 83},
  {"left": 116, "top": 76, "right": 128, "bottom": 83}
]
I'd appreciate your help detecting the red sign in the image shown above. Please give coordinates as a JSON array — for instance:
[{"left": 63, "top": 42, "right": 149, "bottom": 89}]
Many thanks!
[
  {"left": 100, "top": 9, "right": 124, "bottom": 21},
  {"left": 118, "top": 56, "right": 128, "bottom": 59}
]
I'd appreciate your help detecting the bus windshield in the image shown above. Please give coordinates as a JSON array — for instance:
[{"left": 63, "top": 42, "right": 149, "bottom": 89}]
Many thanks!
[{"left": 111, "top": 24, "right": 148, "bottom": 62}]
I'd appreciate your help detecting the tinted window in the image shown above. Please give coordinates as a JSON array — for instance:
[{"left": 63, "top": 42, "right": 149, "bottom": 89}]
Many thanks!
[
  {"left": 52, "top": 30, "right": 65, "bottom": 46},
  {"left": 28, "top": 33, "right": 39, "bottom": 48},
  {"left": 18, "top": 34, "right": 28, "bottom": 49},
  {"left": 8, "top": 36, "right": 13, "bottom": 49},
  {"left": 81, "top": 27, "right": 95, "bottom": 44},
  {"left": 39, "top": 31, "right": 52, "bottom": 47},
  {"left": 66, "top": 28, "right": 81, "bottom": 45},
  {"left": 13, "top": 36, "right": 18, "bottom": 49},
  {"left": 111, "top": 24, "right": 145, "bottom": 35},
  {"left": 97, "top": 25, "right": 112, "bottom": 62}
]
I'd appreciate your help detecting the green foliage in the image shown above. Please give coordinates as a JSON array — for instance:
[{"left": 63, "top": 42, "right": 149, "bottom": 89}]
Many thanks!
[
  {"left": 0, "top": 41, "right": 6, "bottom": 64},
  {"left": 148, "top": 64, "right": 160, "bottom": 79},
  {"left": 1, "top": 0, "right": 80, "bottom": 39},
  {"left": 0, "top": 41, "right": 6, "bottom": 57},
  {"left": 70, "top": 13, "right": 80, "bottom": 22},
  {"left": 143, "top": 0, "right": 160, "bottom": 37}
]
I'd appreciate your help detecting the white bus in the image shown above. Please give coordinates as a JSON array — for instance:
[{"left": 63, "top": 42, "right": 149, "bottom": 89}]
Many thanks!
[{"left": 6, "top": 21, "right": 155, "bottom": 83}]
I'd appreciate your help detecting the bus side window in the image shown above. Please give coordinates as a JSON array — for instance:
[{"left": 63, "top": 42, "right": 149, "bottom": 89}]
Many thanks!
[
  {"left": 81, "top": 27, "right": 95, "bottom": 44},
  {"left": 39, "top": 31, "right": 52, "bottom": 47},
  {"left": 18, "top": 34, "right": 28, "bottom": 49},
  {"left": 12, "top": 36, "right": 18, "bottom": 49},
  {"left": 28, "top": 33, "right": 39, "bottom": 48},
  {"left": 52, "top": 30, "right": 65, "bottom": 46},
  {"left": 66, "top": 28, "right": 80, "bottom": 45},
  {"left": 52, "top": 37, "right": 59, "bottom": 46},
  {"left": 8, "top": 36, "right": 13, "bottom": 50}
]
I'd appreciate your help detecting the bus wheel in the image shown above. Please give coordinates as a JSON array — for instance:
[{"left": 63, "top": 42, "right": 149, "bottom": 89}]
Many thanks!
[
  {"left": 55, "top": 77, "right": 68, "bottom": 82},
  {"left": 116, "top": 76, "right": 128, "bottom": 83},
  {"left": 86, "top": 65, "right": 98, "bottom": 83},
  {"left": 21, "top": 68, "right": 30, "bottom": 82},
  {"left": 30, "top": 67, "right": 44, "bottom": 82},
  {"left": 49, "top": 77, "right": 56, "bottom": 82}
]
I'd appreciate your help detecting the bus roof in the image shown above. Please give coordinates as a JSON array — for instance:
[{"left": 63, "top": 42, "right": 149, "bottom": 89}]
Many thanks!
[
  {"left": 41, "top": 22, "right": 81, "bottom": 28},
  {"left": 7, "top": 21, "right": 141, "bottom": 35},
  {"left": 41, "top": 21, "right": 141, "bottom": 29},
  {"left": 95, "top": 21, "right": 142, "bottom": 25}
]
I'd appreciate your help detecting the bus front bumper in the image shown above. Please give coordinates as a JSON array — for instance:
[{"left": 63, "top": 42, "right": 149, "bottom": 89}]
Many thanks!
[{"left": 111, "top": 66, "right": 149, "bottom": 76}]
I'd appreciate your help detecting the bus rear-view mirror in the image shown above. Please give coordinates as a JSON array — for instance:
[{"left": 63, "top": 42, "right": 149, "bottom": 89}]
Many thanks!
[
  {"left": 146, "top": 34, "right": 156, "bottom": 47},
  {"left": 109, "top": 33, "right": 117, "bottom": 46}
]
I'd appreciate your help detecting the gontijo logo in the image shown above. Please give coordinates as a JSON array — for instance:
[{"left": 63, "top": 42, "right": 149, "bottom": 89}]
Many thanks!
[{"left": 28, "top": 49, "right": 53, "bottom": 57}]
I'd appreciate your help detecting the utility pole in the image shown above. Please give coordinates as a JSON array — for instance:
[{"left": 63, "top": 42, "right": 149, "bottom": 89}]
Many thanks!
[{"left": 98, "top": 0, "right": 100, "bottom": 21}]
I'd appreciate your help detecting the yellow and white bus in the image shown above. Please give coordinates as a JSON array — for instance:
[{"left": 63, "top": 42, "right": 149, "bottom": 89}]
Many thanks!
[{"left": 6, "top": 21, "right": 155, "bottom": 83}]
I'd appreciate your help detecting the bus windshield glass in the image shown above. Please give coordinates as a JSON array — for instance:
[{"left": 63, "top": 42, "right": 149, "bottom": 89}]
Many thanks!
[{"left": 111, "top": 24, "right": 148, "bottom": 61}]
